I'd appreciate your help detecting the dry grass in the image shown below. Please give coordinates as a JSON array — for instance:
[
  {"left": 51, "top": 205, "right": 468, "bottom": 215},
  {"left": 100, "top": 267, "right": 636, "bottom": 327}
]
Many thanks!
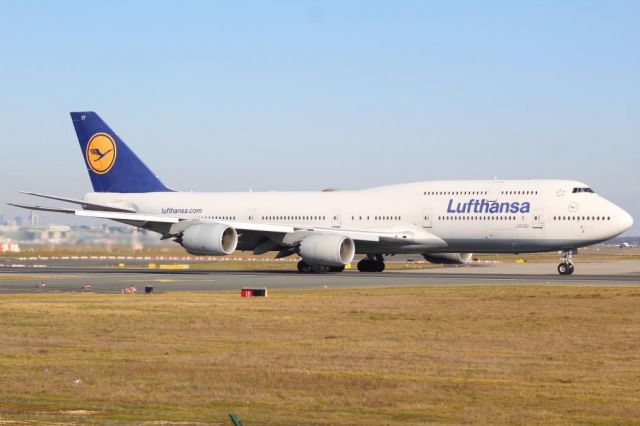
[{"left": 1, "top": 285, "right": 640, "bottom": 425}]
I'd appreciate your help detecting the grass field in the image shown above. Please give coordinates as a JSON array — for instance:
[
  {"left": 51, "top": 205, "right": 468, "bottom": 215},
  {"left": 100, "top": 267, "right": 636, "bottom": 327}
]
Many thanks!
[{"left": 1, "top": 285, "right": 640, "bottom": 425}]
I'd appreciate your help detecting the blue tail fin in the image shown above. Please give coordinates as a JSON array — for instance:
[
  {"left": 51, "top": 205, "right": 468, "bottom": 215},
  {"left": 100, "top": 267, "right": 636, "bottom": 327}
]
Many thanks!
[{"left": 70, "top": 111, "right": 172, "bottom": 193}]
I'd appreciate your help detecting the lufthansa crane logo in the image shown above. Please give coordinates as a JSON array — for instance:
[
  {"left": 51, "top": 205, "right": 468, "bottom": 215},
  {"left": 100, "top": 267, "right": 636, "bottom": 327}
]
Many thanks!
[{"left": 86, "top": 133, "right": 117, "bottom": 174}]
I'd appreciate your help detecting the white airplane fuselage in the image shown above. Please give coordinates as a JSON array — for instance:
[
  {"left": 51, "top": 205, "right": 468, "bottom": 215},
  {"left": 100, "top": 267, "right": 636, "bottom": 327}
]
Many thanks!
[
  {"left": 84, "top": 179, "right": 633, "bottom": 255},
  {"left": 12, "top": 112, "right": 634, "bottom": 275}
]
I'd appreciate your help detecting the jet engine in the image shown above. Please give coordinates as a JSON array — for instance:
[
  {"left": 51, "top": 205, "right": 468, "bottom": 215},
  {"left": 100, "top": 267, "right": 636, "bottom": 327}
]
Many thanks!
[
  {"left": 298, "top": 234, "right": 355, "bottom": 267},
  {"left": 422, "top": 252, "right": 473, "bottom": 265},
  {"left": 180, "top": 223, "right": 238, "bottom": 256}
]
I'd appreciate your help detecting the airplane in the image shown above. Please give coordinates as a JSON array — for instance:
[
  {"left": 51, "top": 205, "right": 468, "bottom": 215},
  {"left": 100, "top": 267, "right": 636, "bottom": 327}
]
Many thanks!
[{"left": 9, "top": 112, "right": 634, "bottom": 275}]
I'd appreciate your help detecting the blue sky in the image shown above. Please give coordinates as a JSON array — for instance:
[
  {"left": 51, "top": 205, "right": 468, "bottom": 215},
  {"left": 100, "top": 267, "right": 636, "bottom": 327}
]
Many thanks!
[{"left": 0, "top": 1, "right": 638, "bottom": 233}]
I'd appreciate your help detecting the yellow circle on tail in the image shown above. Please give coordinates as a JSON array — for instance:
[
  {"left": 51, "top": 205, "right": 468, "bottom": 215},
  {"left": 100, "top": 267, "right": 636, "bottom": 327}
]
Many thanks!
[{"left": 86, "top": 133, "right": 117, "bottom": 174}]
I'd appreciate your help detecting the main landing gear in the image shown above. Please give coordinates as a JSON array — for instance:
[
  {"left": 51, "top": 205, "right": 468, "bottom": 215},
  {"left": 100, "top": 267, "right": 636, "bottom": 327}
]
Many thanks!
[
  {"left": 557, "top": 250, "right": 575, "bottom": 275},
  {"left": 297, "top": 260, "right": 345, "bottom": 273},
  {"left": 295, "top": 254, "right": 386, "bottom": 273},
  {"left": 357, "top": 254, "right": 385, "bottom": 272}
]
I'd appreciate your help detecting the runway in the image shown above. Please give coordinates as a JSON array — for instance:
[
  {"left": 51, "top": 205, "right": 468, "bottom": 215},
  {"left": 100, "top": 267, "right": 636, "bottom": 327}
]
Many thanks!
[{"left": 0, "top": 262, "right": 639, "bottom": 293}]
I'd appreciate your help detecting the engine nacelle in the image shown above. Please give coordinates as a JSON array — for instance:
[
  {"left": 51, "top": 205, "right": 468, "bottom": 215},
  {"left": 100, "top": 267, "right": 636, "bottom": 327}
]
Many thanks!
[
  {"left": 181, "top": 223, "right": 238, "bottom": 256},
  {"left": 422, "top": 252, "right": 473, "bottom": 265},
  {"left": 299, "top": 234, "right": 355, "bottom": 267}
]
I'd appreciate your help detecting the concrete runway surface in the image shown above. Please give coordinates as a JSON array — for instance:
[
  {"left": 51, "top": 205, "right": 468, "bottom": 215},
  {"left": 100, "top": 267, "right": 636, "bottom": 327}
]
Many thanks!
[{"left": 0, "top": 259, "right": 638, "bottom": 293}]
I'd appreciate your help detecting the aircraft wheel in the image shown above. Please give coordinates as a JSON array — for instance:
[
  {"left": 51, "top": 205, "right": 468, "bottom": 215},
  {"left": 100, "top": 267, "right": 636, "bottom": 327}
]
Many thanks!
[
  {"left": 558, "top": 263, "right": 570, "bottom": 275},
  {"left": 358, "top": 259, "right": 376, "bottom": 272},
  {"left": 297, "top": 260, "right": 312, "bottom": 273},
  {"left": 311, "top": 264, "right": 329, "bottom": 273},
  {"left": 357, "top": 259, "right": 370, "bottom": 272},
  {"left": 329, "top": 265, "right": 345, "bottom": 272},
  {"left": 558, "top": 250, "right": 575, "bottom": 275},
  {"left": 357, "top": 259, "right": 385, "bottom": 272}
]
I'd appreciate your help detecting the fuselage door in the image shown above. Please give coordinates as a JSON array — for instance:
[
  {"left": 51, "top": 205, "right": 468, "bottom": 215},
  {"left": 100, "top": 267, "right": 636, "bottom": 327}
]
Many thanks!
[
  {"left": 533, "top": 209, "right": 544, "bottom": 229},
  {"left": 332, "top": 209, "right": 342, "bottom": 228},
  {"left": 487, "top": 180, "right": 503, "bottom": 201},
  {"left": 422, "top": 209, "right": 433, "bottom": 228},
  {"left": 248, "top": 209, "right": 257, "bottom": 222}
]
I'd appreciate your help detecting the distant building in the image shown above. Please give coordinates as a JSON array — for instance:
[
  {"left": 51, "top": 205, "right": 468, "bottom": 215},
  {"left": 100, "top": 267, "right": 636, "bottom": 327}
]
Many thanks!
[
  {"left": 40, "top": 225, "right": 71, "bottom": 244},
  {"left": 0, "top": 222, "right": 163, "bottom": 247},
  {"left": 0, "top": 240, "right": 20, "bottom": 253},
  {"left": 30, "top": 211, "right": 39, "bottom": 227}
]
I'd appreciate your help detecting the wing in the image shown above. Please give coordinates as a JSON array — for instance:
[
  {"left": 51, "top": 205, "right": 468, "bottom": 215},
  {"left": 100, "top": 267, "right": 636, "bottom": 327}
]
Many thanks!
[
  {"left": 9, "top": 193, "right": 446, "bottom": 252},
  {"left": 8, "top": 202, "right": 294, "bottom": 234},
  {"left": 8, "top": 201, "right": 441, "bottom": 243}
]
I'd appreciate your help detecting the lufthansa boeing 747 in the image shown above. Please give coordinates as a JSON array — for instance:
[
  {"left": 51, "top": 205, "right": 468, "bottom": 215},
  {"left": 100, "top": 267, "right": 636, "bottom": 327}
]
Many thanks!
[{"left": 10, "top": 112, "right": 633, "bottom": 275}]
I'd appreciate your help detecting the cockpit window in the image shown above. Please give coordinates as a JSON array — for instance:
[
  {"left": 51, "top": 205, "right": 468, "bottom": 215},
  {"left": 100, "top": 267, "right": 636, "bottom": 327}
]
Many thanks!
[{"left": 572, "top": 187, "right": 594, "bottom": 193}]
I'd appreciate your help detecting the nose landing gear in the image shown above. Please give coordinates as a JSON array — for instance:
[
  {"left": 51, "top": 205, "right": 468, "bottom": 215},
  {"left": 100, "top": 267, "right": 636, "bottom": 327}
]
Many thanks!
[
  {"left": 357, "top": 254, "right": 385, "bottom": 272},
  {"left": 557, "top": 250, "right": 575, "bottom": 275}
]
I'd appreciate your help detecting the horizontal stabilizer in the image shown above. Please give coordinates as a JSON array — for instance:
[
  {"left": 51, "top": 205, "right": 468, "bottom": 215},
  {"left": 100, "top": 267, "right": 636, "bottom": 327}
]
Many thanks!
[
  {"left": 8, "top": 202, "right": 178, "bottom": 223},
  {"left": 7, "top": 203, "right": 76, "bottom": 214},
  {"left": 20, "top": 191, "right": 136, "bottom": 212}
]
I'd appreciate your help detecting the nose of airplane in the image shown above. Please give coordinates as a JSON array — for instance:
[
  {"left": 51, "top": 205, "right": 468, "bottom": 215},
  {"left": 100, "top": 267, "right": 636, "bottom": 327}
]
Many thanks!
[
  {"left": 613, "top": 205, "right": 634, "bottom": 235},
  {"left": 621, "top": 209, "right": 634, "bottom": 231}
]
